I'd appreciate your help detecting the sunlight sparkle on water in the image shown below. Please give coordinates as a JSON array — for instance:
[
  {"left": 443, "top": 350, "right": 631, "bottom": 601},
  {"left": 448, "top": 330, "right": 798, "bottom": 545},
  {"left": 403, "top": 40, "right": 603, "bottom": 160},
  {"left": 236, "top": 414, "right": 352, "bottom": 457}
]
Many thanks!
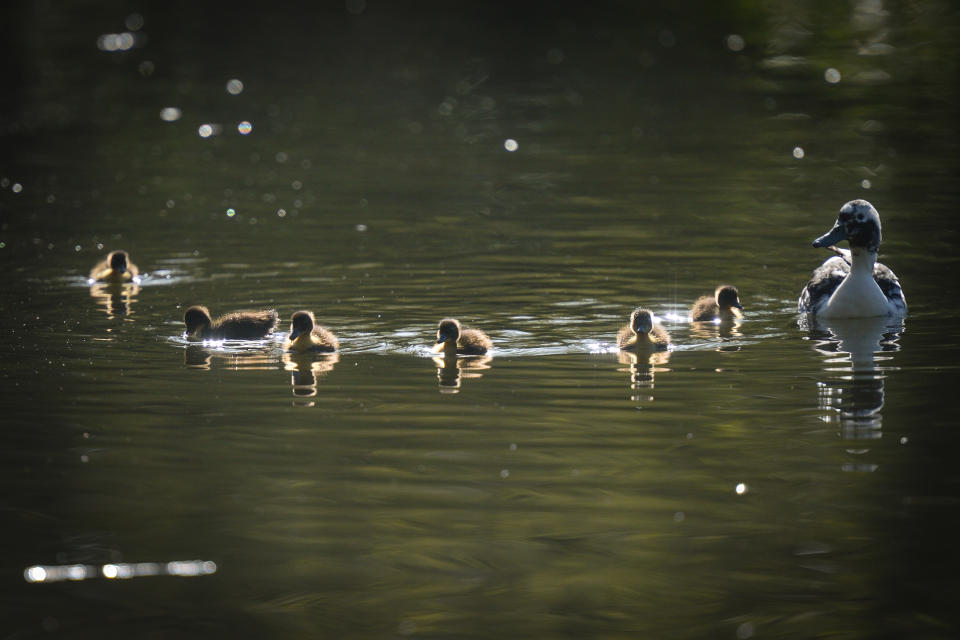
[
  {"left": 504, "top": 138, "right": 518, "bottom": 152},
  {"left": 825, "top": 68, "right": 842, "bottom": 83},
  {"left": 793, "top": 147, "right": 805, "bottom": 159},
  {"left": 226, "top": 208, "right": 236, "bottom": 218},
  {"left": 238, "top": 121, "right": 253, "bottom": 135},
  {"left": 736, "top": 482, "right": 748, "bottom": 495},
  {"left": 226, "top": 79, "right": 244, "bottom": 95},
  {"left": 198, "top": 124, "right": 214, "bottom": 138},
  {"left": 861, "top": 179, "right": 872, "bottom": 189},
  {"left": 25, "top": 561, "right": 216, "bottom": 583}
]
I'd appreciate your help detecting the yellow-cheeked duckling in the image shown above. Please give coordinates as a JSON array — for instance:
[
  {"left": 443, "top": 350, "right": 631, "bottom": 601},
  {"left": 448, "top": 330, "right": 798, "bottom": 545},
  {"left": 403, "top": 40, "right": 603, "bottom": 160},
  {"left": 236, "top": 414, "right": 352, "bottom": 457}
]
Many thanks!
[
  {"left": 690, "top": 285, "right": 743, "bottom": 322},
  {"left": 284, "top": 310, "right": 338, "bottom": 353},
  {"left": 89, "top": 249, "right": 138, "bottom": 283},
  {"left": 617, "top": 308, "right": 670, "bottom": 351},
  {"left": 183, "top": 305, "right": 279, "bottom": 340},
  {"left": 435, "top": 318, "right": 492, "bottom": 356}
]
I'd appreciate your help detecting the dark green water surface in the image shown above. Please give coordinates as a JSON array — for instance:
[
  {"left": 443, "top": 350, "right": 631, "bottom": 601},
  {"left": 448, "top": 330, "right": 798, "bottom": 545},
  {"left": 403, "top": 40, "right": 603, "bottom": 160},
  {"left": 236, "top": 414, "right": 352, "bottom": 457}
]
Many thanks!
[{"left": 2, "top": 1, "right": 959, "bottom": 638}]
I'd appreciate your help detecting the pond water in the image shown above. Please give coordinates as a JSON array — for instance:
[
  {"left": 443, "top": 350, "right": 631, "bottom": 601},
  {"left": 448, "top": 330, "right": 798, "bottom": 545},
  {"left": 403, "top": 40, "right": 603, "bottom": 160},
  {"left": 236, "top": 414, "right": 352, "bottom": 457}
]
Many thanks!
[{"left": 2, "top": 2, "right": 959, "bottom": 638}]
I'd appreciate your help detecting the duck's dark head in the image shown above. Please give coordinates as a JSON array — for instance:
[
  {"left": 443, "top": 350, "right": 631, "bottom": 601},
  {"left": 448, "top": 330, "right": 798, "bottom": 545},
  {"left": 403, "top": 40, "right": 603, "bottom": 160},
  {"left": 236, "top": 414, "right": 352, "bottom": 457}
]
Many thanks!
[
  {"left": 630, "top": 308, "right": 654, "bottom": 335},
  {"left": 715, "top": 285, "right": 743, "bottom": 311},
  {"left": 109, "top": 250, "right": 129, "bottom": 272},
  {"left": 183, "top": 305, "right": 213, "bottom": 333},
  {"left": 437, "top": 318, "right": 461, "bottom": 344},
  {"left": 813, "top": 199, "right": 882, "bottom": 252},
  {"left": 289, "top": 310, "right": 316, "bottom": 340}
]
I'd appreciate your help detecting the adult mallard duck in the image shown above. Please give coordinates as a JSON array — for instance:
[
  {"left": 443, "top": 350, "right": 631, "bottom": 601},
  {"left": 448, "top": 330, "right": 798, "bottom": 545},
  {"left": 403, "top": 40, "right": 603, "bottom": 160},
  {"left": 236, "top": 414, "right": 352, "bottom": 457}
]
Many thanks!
[
  {"left": 690, "top": 285, "right": 743, "bottom": 322},
  {"left": 617, "top": 308, "right": 670, "bottom": 351},
  {"left": 284, "top": 310, "right": 338, "bottom": 353},
  {"left": 183, "top": 305, "right": 279, "bottom": 340},
  {"left": 434, "top": 318, "right": 492, "bottom": 356},
  {"left": 798, "top": 200, "right": 906, "bottom": 318},
  {"left": 89, "top": 250, "right": 138, "bottom": 283}
]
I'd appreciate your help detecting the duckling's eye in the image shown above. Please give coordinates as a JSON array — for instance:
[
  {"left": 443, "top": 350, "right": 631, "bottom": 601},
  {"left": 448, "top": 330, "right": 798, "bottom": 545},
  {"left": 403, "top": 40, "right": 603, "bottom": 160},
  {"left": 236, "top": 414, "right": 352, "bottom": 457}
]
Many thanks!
[{"left": 856, "top": 213, "right": 865, "bottom": 222}]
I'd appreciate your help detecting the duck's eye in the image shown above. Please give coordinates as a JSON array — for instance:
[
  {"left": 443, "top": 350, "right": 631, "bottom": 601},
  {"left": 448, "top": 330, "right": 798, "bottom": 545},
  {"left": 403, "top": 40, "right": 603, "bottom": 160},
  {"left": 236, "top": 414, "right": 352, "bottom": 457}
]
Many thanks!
[{"left": 856, "top": 213, "right": 865, "bottom": 222}]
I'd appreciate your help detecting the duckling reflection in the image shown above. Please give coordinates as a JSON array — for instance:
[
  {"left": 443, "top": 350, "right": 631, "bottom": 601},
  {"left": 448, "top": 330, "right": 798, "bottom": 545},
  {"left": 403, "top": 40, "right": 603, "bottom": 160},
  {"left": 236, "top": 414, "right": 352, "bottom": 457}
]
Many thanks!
[
  {"left": 89, "top": 249, "right": 139, "bottom": 284},
  {"left": 617, "top": 349, "right": 671, "bottom": 403},
  {"left": 804, "top": 315, "right": 903, "bottom": 471},
  {"left": 432, "top": 353, "right": 493, "bottom": 393},
  {"left": 183, "top": 345, "right": 278, "bottom": 371},
  {"left": 89, "top": 281, "right": 140, "bottom": 319},
  {"left": 282, "top": 352, "right": 340, "bottom": 399},
  {"left": 689, "top": 312, "right": 743, "bottom": 345}
]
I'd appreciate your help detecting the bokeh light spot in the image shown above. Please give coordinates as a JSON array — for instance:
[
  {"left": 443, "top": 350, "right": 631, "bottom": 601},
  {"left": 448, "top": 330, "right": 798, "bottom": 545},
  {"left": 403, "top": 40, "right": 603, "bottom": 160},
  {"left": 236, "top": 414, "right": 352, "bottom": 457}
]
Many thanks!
[
  {"left": 824, "top": 68, "right": 842, "bottom": 83},
  {"left": 504, "top": 138, "right": 518, "bottom": 152},
  {"left": 726, "top": 34, "right": 745, "bottom": 51},
  {"left": 237, "top": 121, "right": 253, "bottom": 135},
  {"left": 198, "top": 124, "right": 213, "bottom": 138},
  {"left": 125, "top": 13, "right": 144, "bottom": 31},
  {"left": 160, "top": 107, "right": 181, "bottom": 122},
  {"left": 792, "top": 146, "right": 805, "bottom": 159},
  {"left": 736, "top": 482, "right": 748, "bottom": 495},
  {"left": 861, "top": 179, "right": 872, "bottom": 189},
  {"left": 346, "top": 0, "right": 366, "bottom": 15},
  {"left": 226, "top": 208, "right": 236, "bottom": 218},
  {"left": 226, "top": 79, "right": 244, "bottom": 95}
]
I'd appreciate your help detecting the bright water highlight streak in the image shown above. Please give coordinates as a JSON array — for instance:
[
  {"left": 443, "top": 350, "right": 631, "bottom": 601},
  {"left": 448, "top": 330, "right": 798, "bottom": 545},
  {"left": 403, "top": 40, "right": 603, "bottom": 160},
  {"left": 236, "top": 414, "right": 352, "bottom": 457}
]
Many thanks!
[{"left": 24, "top": 561, "right": 217, "bottom": 583}]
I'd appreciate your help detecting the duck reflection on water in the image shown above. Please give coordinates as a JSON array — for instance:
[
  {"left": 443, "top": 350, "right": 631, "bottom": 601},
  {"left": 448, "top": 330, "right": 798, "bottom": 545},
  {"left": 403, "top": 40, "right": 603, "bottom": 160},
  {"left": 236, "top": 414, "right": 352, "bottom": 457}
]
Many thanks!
[
  {"left": 283, "top": 352, "right": 340, "bottom": 400},
  {"left": 89, "top": 281, "right": 140, "bottom": 319},
  {"left": 803, "top": 315, "right": 903, "bottom": 471},
  {"left": 433, "top": 353, "right": 493, "bottom": 393},
  {"left": 617, "top": 349, "right": 671, "bottom": 403},
  {"left": 184, "top": 345, "right": 279, "bottom": 372}
]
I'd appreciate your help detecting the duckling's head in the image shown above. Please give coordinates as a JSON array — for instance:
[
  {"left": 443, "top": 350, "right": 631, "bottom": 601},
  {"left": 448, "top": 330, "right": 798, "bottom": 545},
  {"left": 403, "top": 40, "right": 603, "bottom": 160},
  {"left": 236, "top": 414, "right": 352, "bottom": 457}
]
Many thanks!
[
  {"left": 715, "top": 285, "right": 743, "bottom": 311},
  {"left": 109, "top": 250, "right": 130, "bottom": 272},
  {"left": 184, "top": 305, "right": 213, "bottom": 333},
  {"left": 289, "top": 310, "right": 316, "bottom": 340},
  {"left": 630, "top": 308, "right": 654, "bottom": 335},
  {"left": 813, "top": 199, "right": 882, "bottom": 252},
  {"left": 437, "top": 318, "right": 461, "bottom": 344}
]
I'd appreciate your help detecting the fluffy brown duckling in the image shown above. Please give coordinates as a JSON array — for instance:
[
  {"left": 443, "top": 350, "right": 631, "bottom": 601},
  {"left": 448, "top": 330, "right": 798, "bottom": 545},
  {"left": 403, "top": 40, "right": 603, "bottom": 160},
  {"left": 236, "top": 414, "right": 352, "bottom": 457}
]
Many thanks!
[
  {"left": 183, "top": 305, "right": 279, "bottom": 340},
  {"left": 617, "top": 308, "right": 670, "bottom": 351},
  {"left": 284, "top": 310, "right": 338, "bottom": 353},
  {"left": 690, "top": 285, "right": 743, "bottom": 322},
  {"left": 89, "top": 250, "right": 139, "bottom": 283},
  {"left": 435, "top": 318, "right": 492, "bottom": 356}
]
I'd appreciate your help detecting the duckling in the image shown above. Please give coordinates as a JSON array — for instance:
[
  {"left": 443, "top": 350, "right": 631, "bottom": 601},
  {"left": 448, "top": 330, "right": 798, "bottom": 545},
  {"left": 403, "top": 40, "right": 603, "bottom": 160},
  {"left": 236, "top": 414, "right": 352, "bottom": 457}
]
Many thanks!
[
  {"left": 183, "top": 305, "right": 279, "bottom": 340},
  {"left": 798, "top": 199, "right": 906, "bottom": 318},
  {"left": 690, "top": 285, "right": 743, "bottom": 322},
  {"left": 89, "top": 249, "right": 138, "bottom": 283},
  {"left": 617, "top": 308, "right": 670, "bottom": 351},
  {"left": 284, "top": 310, "right": 338, "bottom": 353},
  {"left": 435, "top": 318, "right": 492, "bottom": 356}
]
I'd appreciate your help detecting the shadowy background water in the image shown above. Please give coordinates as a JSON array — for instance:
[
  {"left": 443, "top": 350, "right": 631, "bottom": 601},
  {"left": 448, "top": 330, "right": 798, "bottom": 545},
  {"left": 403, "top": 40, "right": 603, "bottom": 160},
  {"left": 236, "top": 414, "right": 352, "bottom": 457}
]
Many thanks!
[{"left": 2, "top": 1, "right": 959, "bottom": 638}]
